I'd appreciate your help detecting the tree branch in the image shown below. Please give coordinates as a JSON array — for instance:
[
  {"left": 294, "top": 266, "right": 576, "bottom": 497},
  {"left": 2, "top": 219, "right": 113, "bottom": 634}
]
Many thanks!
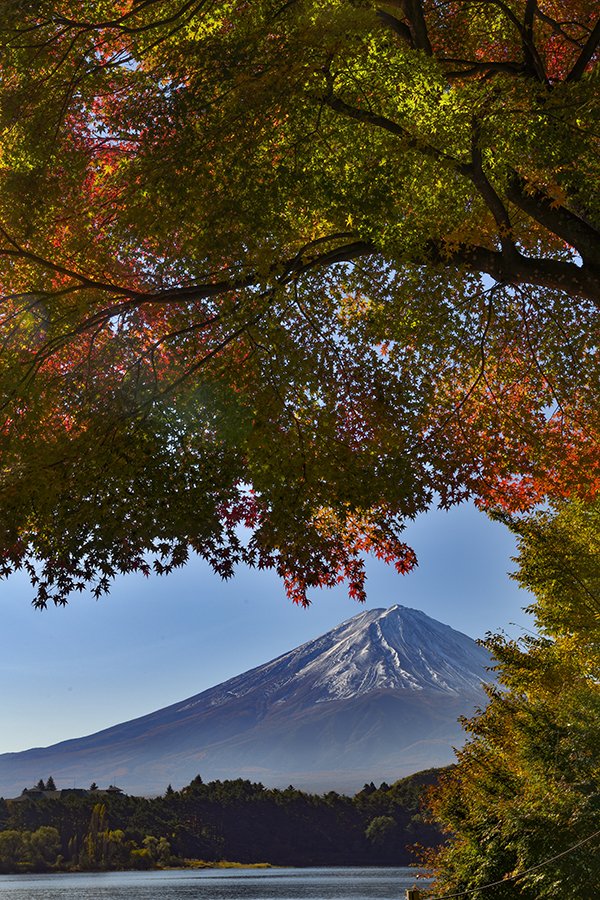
[
  {"left": 453, "top": 244, "right": 600, "bottom": 302},
  {"left": 566, "top": 17, "right": 600, "bottom": 81},
  {"left": 50, "top": 0, "right": 201, "bottom": 36},
  {"left": 400, "top": 0, "right": 432, "bottom": 55},
  {"left": 533, "top": 8, "right": 588, "bottom": 48},
  {"left": 459, "top": 0, "right": 547, "bottom": 82},
  {"left": 441, "top": 59, "right": 527, "bottom": 80},
  {"left": 0, "top": 222, "right": 132, "bottom": 294},
  {"left": 322, "top": 91, "right": 468, "bottom": 171},
  {"left": 467, "top": 128, "right": 516, "bottom": 258},
  {"left": 254, "top": 236, "right": 600, "bottom": 306},
  {"left": 0, "top": 230, "right": 375, "bottom": 318},
  {"left": 376, "top": 9, "right": 413, "bottom": 46},
  {"left": 522, "top": 0, "right": 547, "bottom": 83},
  {"left": 287, "top": 238, "right": 600, "bottom": 305},
  {"left": 504, "top": 173, "right": 600, "bottom": 267}
]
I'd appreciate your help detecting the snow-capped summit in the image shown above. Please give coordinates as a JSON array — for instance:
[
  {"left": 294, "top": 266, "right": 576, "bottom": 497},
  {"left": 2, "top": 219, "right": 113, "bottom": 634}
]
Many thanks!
[
  {"left": 0, "top": 604, "right": 492, "bottom": 797},
  {"left": 191, "top": 605, "right": 490, "bottom": 713}
]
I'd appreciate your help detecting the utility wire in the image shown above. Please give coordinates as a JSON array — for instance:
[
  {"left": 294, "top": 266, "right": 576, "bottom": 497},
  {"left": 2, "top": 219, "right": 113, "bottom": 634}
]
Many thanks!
[{"left": 422, "top": 827, "right": 600, "bottom": 898}]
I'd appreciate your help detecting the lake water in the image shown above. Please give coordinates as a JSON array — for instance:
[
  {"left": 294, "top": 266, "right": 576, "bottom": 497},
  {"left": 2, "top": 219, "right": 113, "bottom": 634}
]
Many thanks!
[{"left": 0, "top": 868, "right": 433, "bottom": 899}]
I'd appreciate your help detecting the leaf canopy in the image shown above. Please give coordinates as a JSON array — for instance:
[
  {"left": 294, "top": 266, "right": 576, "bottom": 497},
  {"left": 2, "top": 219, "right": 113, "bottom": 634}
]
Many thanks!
[{"left": 0, "top": 0, "right": 598, "bottom": 603}]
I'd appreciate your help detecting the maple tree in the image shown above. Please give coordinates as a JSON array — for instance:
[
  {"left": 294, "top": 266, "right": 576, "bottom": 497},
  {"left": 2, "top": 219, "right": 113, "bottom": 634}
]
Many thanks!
[
  {"left": 0, "top": 1, "right": 597, "bottom": 604},
  {"left": 426, "top": 499, "right": 600, "bottom": 897}
]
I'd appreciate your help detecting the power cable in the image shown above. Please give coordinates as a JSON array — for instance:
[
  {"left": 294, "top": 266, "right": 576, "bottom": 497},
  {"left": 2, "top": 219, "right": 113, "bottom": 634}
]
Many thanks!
[{"left": 421, "top": 826, "right": 600, "bottom": 898}]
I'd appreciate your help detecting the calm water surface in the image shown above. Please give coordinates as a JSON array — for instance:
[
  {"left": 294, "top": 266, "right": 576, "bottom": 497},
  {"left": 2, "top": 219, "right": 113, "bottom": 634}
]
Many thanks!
[{"left": 0, "top": 868, "right": 433, "bottom": 899}]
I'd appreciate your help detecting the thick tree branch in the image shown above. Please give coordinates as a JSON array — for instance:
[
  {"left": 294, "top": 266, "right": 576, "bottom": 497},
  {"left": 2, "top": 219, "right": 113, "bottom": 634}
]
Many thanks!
[
  {"left": 400, "top": 0, "right": 432, "bottom": 55},
  {"left": 505, "top": 173, "right": 600, "bottom": 267},
  {"left": 566, "top": 17, "right": 600, "bottom": 81},
  {"left": 533, "top": 8, "right": 588, "bottom": 47},
  {"left": 0, "top": 232, "right": 376, "bottom": 316},
  {"left": 468, "top": 130, "right": 516, "bottom": 258},
  {"left": 376, "top": 9, "right": 413, "bottom": 46},
  {"left": 282, "top": 240, "right": 376, "bottom": 279},
  {"left": 459, "top": 0, "right": 547, "bottom": 82},
  {"left": 381, "top": 0, "right": 431, "bottom": 53},
  {"left": 454, "top": 245, "right": 600, "bottom": 302},
  {"left": 522, "top": 1, "right": 547, "bottom": 83},
  {"left": 139, "top": 240, "right": 377, "bottom": 303},
  {"left": 145, "top": 239, "right": 600, "bottom": 307}
]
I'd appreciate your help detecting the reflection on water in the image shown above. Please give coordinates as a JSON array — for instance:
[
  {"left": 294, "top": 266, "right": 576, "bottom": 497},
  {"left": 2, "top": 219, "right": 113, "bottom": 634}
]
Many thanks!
[{"left": 0, "top": 867, "right": 433, "bottom": 899}]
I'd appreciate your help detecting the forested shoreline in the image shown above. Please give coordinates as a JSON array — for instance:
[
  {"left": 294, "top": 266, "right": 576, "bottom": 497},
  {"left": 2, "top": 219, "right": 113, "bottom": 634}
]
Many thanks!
[{"left": 0, "top": 769, "right": 443, "bottom": 873}]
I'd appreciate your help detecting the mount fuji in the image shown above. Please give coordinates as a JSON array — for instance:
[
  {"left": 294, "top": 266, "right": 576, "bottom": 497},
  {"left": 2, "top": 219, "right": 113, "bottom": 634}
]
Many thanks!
[{"left": 0, "top": 605, "right": 493, "bottom": 797}]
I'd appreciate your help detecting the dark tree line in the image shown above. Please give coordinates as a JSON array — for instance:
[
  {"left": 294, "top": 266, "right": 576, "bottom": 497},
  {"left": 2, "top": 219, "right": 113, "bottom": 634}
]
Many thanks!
[{"left": 0, "top": 769, "right": 444, "bottom": 872}]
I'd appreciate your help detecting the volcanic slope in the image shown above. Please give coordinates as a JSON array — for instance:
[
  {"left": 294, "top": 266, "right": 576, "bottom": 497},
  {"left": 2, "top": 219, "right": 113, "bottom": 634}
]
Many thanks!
[{"left": 0, "top": 605, "right": 492, "bottom": 796}]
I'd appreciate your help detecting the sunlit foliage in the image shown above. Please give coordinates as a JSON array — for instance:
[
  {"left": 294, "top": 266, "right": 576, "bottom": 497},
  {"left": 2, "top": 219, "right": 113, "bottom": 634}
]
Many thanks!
[
  {"left": 0, "top": 1, "right": 597, "bottom": 603},
  {"left": 426, "top": 499, "right": 600, "bottom": 897}
]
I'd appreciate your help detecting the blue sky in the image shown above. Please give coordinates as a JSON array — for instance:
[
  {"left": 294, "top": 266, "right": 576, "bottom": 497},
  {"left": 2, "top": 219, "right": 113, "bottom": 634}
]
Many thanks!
[{"left": 0, "top": 501, "right": 533, "bottom": 754}]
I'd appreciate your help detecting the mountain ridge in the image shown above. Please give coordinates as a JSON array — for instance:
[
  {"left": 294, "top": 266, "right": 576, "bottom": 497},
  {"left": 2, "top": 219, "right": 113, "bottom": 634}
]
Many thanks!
[{"left": 0, "top": 604, "right": 492, "bottom": 796}]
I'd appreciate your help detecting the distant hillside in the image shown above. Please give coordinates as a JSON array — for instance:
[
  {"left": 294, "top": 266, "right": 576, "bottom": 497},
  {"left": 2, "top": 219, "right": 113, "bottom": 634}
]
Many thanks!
[
  {"left": 0, "top": 605, "right": 492, "bottom": 796},
  {"left": 0, "top": 769, "right": 448, "bottom": 869}
]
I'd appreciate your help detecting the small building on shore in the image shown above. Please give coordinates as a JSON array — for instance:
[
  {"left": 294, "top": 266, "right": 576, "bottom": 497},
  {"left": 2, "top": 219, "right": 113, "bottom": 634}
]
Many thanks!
[{"left": 8, "top": 784, "right": 124, "bottom": 802}]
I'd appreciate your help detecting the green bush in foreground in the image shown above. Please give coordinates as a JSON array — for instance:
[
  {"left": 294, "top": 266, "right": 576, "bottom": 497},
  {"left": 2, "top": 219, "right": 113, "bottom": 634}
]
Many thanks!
[{"left": 427, "top": 500, "right": 600, "bottom": 898}]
